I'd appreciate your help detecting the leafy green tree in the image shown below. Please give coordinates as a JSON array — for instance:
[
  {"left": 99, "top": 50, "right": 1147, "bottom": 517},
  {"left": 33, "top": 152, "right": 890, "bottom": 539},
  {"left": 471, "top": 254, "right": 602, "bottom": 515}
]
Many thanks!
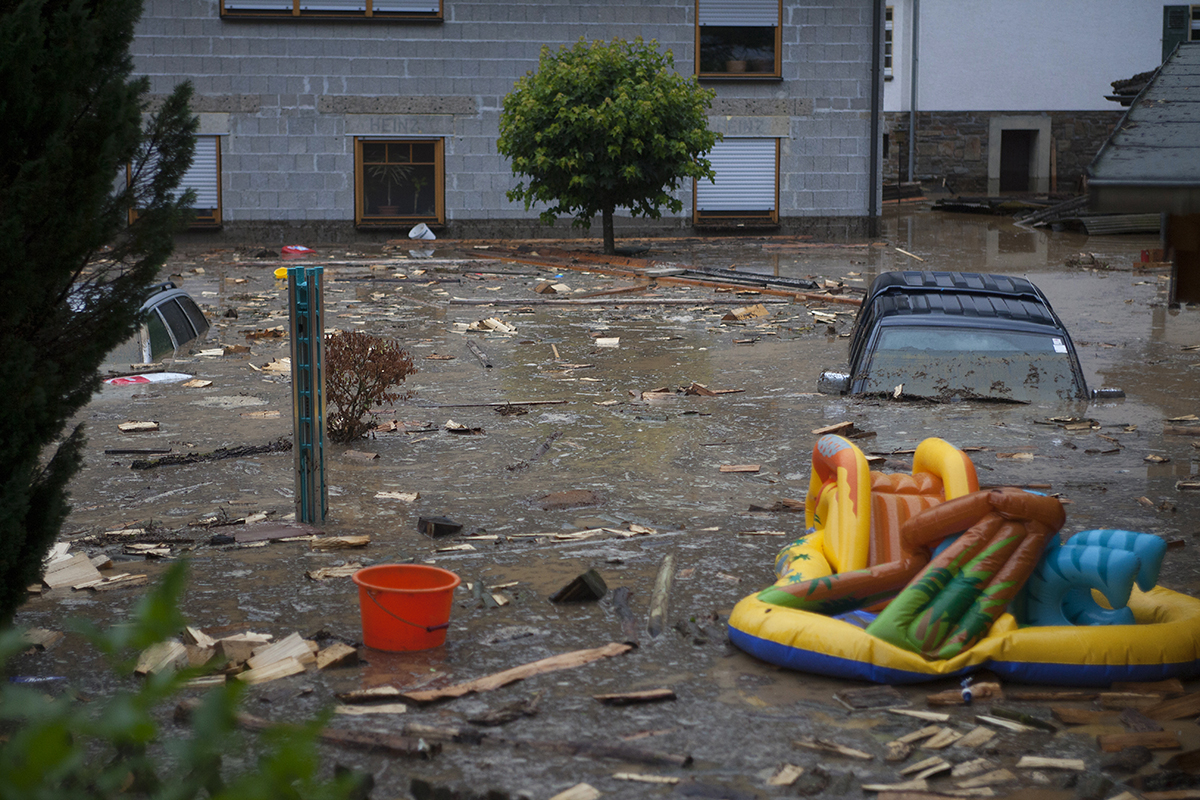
[
  {"left": 498, "top": 37, "right": 720, "bottom": 255},
  {"left": 0, "top": 0, "right": 197, "bottom": 624}
]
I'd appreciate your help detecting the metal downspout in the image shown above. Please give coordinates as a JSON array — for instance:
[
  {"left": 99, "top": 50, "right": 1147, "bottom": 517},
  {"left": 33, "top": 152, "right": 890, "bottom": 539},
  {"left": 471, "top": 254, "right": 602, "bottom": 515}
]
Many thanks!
[
  {"left": 869, "top": 0, "right": 883, "bottom": 235},
  {"left": 907, "top": 0, "right": 919, "bottom": 183}
]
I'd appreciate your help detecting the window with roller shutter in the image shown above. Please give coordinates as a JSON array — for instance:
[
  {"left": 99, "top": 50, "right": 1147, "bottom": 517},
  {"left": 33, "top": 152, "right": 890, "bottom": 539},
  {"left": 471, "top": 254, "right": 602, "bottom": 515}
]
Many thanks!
[{"left": 694, "top": 138, "right": 779, "bottom": 226}]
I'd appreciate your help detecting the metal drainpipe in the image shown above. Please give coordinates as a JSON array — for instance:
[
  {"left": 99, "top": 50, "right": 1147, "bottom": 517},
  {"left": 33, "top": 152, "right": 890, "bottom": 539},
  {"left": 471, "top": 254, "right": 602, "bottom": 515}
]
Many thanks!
[
  {"left": 907, "top": 0, "right": 919, "bottom": 183},
  {"left": 869, "top": 0, "right": 882, "bottom": 235}
]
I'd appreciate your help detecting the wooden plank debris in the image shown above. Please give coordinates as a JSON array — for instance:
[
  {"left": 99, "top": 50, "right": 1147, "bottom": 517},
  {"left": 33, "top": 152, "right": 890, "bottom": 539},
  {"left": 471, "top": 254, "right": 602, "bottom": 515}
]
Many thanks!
[
  {"left": 956, "top": 768, "right": 1016, "bottom": 788},
  {"left": 976, "top": 715, "right": 1036, "bottom": 733},
  {"left": 861, "top": 779, "right": 928, "bottom": 793},
  {"left": 1099, "top": 692, "right": 1163, "bottom": 710},
  {"left": 466, "top": 340, "right": 492, "bottom": 368},
  {"left": 136, "top": 641, "right": 188, "bottom": 675},
  {"left": 246, "top": 632, "right": 316, "bottom": 671},
  {"left": 403, "top": 642, "right": 633, "bottom": 703},
  {"left": 1097, "top": 731, "right": 1181, "bottom": 752},
  {"left": 987, "top": 706, "right": 1056, "bottom": 731},
  {"left": 316, "top": 643, "right": 359, "bottom": 670},
  {"left": 118, "top": 421, "right": 160, "bottom": 433},
  {"left": 1051, "top": 707, "right": 1117, "bottom": 725},
  {"left": 923, "top": 727, "right": 962, "bottom": 749},
  {"left": 21, "top": 628, "right": 64, "bottom": 651},
  {"left": 900, "top": 756, "right": 950, "bottom": 777},
  {"left": 767, "top": 764, "right": 805, "bottom": 786},
  {"left": 593, "top": 688, "right": 676, "bottom": 706},
  {"left": 334, "top": 703, "right": 408, "bottom": 716},
  {"left": 306, "top": 564, "right": 362, "bottom": 580},
  {"left": 89, "top": 574, "right": 149, "bottom": 592},
  {"left": 1015, "top": 756, "right": 1084, "bottom": 770},
  {"left": 612, "top": 773, "right": 679, "bottom": 785},
  {"left": 43, "top": 553, "right": 103, "bottom": 589},
  {"left": 1144, "top": 692, "right": 1200, "bottom": 721},
  {"left": 236, "top": 656, "right": 307, "bottom": 685},
  {"left": 888, "top": 710, "right": 950, "bottom": 724},
  {"left": 336, "top": 686, "right": 406, "bottom": 704},
  {"left": 793, "top": 737, "right": 873, "bottom": 760},
  {"left": 310, "top": 535, "right": 370, "bottom": 550},
  {"left": 811, "top": 421, "right": 856, "bottom": 436},
  {"left": 1113, "top": 678, "right": 1185, "bottom": 695},
  {"left": 1163, "top": 749, "right": 1200, "bottom": 772},
  {"left": 548, "top": 785, "right": 599, "bottom": 800},
  {"left": 951, "top": 758, "right": 996, "bottom": 778},
  {"left": 721, "top": 303, "right": 769, "bottom": 321},
  {"left": 1120, "top": 707, "right": 1164, "bottom": 732},
  {"left": 646, "top": 553, "right": 675, "bottom": 638},
  {"left": 1006, "top": 690, "right": 1097, "bottom": 702},
  {"left": 952, "top": 726, "right": 996, "bottom": 749},
  {"left": 835, "top": 684, "right": 908, "bottom": 710},
  {"left": 719, "top": 464, "right": 760, "bottom": 473},
  {"left": 468, "top": 692, "right": 543, "bottom": 726},
  {"left": 895, "top": 725, "right": 942, "bottom": 745}
]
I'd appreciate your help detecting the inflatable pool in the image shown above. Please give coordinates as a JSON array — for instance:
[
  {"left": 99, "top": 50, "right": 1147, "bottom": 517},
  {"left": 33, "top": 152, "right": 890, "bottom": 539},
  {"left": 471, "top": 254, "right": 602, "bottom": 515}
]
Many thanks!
[{"left": 728, "top": 435, "right": 1200, "bottom": 685}]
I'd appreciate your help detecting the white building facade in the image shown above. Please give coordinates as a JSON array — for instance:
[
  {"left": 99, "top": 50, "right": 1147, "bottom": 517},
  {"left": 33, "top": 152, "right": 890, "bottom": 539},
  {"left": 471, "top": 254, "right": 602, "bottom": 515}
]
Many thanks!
[{"left": 882, "top": 0, "right": 1183, "bottom": 195}]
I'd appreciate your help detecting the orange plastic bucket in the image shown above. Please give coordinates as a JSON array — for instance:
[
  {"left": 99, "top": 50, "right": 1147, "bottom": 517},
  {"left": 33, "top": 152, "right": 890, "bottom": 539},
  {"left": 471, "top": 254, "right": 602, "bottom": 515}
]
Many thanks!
[{"left": 352, "top": 564, "right": 461, "bottom": 651}]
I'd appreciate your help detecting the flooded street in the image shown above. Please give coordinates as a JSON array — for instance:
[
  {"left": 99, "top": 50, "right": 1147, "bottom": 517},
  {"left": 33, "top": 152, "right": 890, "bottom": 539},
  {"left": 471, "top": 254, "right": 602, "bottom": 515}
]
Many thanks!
[{"left": 13, "top": 204, "right": 1200, "bottom": 799}]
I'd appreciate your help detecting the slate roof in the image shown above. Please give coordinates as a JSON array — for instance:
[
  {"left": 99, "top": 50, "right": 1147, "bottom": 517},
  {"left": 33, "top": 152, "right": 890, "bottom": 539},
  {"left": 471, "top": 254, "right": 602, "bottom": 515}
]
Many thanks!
[{"left": 1088, "top": 43, "right": 1200, "bottom": 214}]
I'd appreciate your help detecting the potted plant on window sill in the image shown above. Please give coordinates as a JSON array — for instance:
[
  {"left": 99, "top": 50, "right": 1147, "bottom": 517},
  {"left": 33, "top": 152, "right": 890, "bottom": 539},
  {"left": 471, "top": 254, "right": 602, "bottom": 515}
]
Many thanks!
[{"left": 367, "top": 163, "right": 414, "bottom": 216}]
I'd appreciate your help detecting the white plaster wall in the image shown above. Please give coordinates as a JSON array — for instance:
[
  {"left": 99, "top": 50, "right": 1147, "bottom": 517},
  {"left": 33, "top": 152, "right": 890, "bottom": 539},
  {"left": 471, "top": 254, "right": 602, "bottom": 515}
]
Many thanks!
[{"left": 885, "top": 0, "right": 1167, "bottom": 112}]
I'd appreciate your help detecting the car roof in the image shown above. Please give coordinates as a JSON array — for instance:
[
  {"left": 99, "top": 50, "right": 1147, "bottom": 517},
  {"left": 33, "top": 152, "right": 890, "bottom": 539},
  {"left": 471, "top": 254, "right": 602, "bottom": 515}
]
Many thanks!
[{"left": 864, "top": 271, "right": 1063, "bottom": 330}]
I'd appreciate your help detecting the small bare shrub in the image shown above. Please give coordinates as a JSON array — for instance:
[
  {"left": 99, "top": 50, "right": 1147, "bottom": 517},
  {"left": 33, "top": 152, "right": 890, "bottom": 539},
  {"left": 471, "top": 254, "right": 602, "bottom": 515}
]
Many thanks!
[{"left": 324, "top": 331, "right": 416, "bottom": 443}]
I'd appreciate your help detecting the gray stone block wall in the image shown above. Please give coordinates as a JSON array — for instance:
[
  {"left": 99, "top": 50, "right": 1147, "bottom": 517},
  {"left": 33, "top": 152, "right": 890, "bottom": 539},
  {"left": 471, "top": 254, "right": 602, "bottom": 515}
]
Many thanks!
[
  {"left": 135, "top": 0, "right": 878, "bottom": 242},
  {"left": 883, "top": 110, "right": 1123, "bottom": 196}
]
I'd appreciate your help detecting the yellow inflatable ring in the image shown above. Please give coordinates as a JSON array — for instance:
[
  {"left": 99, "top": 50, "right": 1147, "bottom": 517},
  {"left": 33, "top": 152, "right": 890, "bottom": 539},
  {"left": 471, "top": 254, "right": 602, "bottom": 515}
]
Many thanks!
[{"left": 728, "top": 585, "right": 1200, "bottom": 685}]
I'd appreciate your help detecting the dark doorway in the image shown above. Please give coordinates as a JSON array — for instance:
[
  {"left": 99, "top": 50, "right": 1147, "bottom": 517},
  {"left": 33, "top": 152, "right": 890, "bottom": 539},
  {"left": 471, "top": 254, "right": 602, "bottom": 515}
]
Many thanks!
[{"left": 999, "top": 129, "right": 1036, "bottom": 193}]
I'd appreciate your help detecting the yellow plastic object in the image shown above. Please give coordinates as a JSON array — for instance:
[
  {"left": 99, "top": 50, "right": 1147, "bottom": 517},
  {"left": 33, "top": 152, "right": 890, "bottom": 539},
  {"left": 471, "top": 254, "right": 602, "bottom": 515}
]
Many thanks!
[
  {"left": 728, "top": 585, "right": 1200, "bottom": 685},
  {"left": 274, "top": 266, "right": 287, "bottom": 279}
]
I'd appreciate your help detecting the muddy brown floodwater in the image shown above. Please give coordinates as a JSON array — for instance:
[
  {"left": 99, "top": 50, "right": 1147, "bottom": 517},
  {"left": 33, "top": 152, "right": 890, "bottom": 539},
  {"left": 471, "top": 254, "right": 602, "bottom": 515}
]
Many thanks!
[{"left": 12, "top": 203, "right": 1200, "bottom": 800}]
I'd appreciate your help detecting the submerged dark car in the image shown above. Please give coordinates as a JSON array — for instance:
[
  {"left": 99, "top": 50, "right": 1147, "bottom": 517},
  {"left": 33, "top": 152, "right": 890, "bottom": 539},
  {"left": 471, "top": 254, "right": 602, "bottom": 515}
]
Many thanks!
[{"left": 818, "top": 271, "right": 1121, "bottom": 403}]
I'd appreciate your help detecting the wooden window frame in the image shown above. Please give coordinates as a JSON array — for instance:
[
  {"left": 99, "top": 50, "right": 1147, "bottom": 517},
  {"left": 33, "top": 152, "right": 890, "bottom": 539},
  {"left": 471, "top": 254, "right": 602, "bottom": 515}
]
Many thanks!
[
  {"left": 354, "top": 137, "right": 444, "bottom": 229},
  {"left": 695, "top": 0, "right": 783, "bottom": 80},
  {"left": 220, "top": 0, "right": 442, "bottom": 21},
  {"left": 1192, "top": 4, "right": 1200, "bottom": 40},
  {"left": 693, "top": 138, "right": 780, "bottom": 227}
]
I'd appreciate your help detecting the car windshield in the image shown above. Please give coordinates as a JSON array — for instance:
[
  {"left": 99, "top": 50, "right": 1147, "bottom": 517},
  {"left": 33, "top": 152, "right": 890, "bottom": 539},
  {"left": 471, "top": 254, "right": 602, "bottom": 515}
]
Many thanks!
[{"left": 859, "top": 326, "right": 1083, "bottom": 403}]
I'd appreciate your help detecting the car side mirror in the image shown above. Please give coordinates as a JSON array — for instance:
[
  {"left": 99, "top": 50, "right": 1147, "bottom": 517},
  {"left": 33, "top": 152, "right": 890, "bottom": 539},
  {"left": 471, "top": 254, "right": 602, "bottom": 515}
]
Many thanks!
[
  {"left": 1091, "top": 387, "right": 1125, "bottom": 400},
  {"left": 818, "top": 370, "right": 851, "bottom": 395}
]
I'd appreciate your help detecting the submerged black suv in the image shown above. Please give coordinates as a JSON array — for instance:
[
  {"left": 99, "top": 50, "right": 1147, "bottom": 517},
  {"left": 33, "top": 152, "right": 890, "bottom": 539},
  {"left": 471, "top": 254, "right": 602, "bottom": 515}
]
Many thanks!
[{"left": 818, "top": 271, "right": 1121, "bottom": 403}]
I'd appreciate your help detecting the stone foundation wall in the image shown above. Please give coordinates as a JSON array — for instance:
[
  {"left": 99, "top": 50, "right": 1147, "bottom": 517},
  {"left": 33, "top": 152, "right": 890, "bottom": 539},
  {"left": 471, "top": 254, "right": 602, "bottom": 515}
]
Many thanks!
[
  {"left": 882, "top": 110, "right": 1122, "bottom": 195},
  {"left": 174, "top": 214, "right": 877, "bottom": 248}
]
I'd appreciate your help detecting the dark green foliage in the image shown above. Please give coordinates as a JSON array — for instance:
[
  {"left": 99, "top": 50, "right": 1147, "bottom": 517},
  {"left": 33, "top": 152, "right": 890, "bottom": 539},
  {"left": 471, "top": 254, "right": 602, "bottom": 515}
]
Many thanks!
[
  {"left": 0, "top": 562, "right": 362, "bottom": 800},
  {"left": 324, "top": 331, "right": 417, "bottom": 442},
  {"left": 497, "top": 37, "right": 719, "bottom": 254},
  {"left": 0, "top": 0, "right": 197, "bottom": 623}
]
